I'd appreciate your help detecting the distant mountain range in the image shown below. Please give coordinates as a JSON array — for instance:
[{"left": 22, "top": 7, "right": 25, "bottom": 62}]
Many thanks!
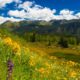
[{"left": 0, "top": 19, "right": 80, "bottom": 37}]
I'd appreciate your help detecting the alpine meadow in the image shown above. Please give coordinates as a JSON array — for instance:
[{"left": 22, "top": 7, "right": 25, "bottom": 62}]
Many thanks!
[{"left": 0, "top": 0, "right": 80, "bottom": 80}]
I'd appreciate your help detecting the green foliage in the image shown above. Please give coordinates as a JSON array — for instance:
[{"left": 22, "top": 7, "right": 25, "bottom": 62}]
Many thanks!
[
  {"left": 68, "top": 37, "right": 77, "bottom": 45},
  {"left": 0, "top": 24, "right": 80, "bottom": 79},
  {"left": 0, "top": 33, "right": 80, "bottom": 79},
  {"left": 58, "top": 37, "right": 68, "bottom": 48},
  {"left": 30, "top": 32, "right": 36, "bottom": 42},
  {"left": 47, "top": 40, "right": 51, "bottom": 46}
]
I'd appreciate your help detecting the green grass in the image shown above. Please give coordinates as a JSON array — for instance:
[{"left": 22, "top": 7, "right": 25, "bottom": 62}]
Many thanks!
[
  {"left": 0, "top": 30, "right": 80, "bottom": 80},
  {"left": 50, "top": 52, "right": 80, "bottom": 63}
]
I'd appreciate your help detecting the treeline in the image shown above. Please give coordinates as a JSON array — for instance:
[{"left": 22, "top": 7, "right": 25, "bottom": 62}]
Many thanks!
[{"left": 20, "top": 32, "right": 80, "bottom": 48}]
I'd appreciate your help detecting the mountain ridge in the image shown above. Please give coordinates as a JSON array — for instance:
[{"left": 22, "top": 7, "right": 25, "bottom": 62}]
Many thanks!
[{"left": 0, "top": 19, "right": 80, "bottom": 37}]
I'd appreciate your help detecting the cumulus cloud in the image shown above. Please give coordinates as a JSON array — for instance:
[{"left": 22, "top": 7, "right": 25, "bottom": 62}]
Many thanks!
[
  {"left": 76, "top": 13, "right": 80, "bottom": 18},
  {"left": 25, "top": 8, "right": 56, "bottom": 21},
  {"left": 60, "top": 9, "right": 74, "bottom": 15},
  {"left": 18, "top": 1, "right": 34, "bottom": 9},
  {"left": 1, "top": 1, "right": 80, "bottom": 23},
  {"left": 0, "top": 0, "right": 21, "bottom": 8},
  {"left": 8, "top": 1, "right": 56, "bottom": 21},
  {"left": 0, "top": 16, "right": 24, "bottom": 24},
  {"left": 8, "top": 10, "right": 26, "bottom": 18},
  {"left": 58, "top": 9, "right": 77, "bottom": 20}
]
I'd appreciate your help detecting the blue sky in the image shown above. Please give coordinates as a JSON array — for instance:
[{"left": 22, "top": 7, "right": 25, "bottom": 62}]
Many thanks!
[
  {"left": 1, "top": 0, "right": 80, "bottom": 15},
  {"left": 0, "top": 0, "right": 80, "bottom": 23},
  {"left": 32, "top": 0, "right": 80, "bottom": 11}
]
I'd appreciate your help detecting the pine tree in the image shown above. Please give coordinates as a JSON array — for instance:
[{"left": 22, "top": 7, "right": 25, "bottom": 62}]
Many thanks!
[
  {"left": 58, "top": 37, "right": 68, "bottom": 48},
  {"left": 30, "top": 32, "right": 36, "bottom": 42}
]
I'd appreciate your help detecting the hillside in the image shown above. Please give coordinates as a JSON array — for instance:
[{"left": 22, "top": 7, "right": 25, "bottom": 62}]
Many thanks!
[
  {"left": 0, "top": 28, "right": 80, "bottom": 80},
  {"left": 0, "top": 20, "right": 80, "bottom": 79},
  {"left": 0, "top": 19, "right": 80, "bottom": 37}
]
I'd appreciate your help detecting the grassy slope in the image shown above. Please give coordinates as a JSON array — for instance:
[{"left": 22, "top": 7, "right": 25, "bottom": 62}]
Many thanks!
[{"left": 0, "top": 29, "right": 80, "bottom": 79}]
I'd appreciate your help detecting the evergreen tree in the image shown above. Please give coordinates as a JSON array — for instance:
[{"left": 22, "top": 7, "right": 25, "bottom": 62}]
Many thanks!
[
  {"left": 47, "top": 40, "right": 51, "bottom": 46},
  {"left": 30, "top": 32, "right": 36, "bottom": 42},
  {"left": 58, "top": 37, "right": 68, "bottom": 48}
]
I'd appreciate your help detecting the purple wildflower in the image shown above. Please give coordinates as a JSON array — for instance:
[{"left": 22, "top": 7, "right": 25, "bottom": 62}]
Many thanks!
[{"left": 6, "top": 59, "right": 14, "bottom": 80}]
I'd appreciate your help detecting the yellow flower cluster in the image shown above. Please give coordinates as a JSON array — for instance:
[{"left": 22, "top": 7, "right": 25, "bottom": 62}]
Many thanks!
[
  {"left": 49, "top": 56, "right": 57, "bottom": 60},
  {"left": 12, "top": 42, "right": 21, "bottom": 55},
  {"left": 45, "top": 62, "right": 51, "bottom": 69},
  {"left": 3, "top": 37, "right": 21, "bottom": 55},
  {"left": 36, "top": 67, "right": 50, "bottom": 75},
  {"left": 23, "top": 47, "right": 30, "bottom": 54},
  {"left": 38, "top": 68, "right": 45, "bottom": 74},
  {"left": 66, "top": 61, "right": 76, "bottom": 66},
  {"left": 3, "top": 37, "right": 12, "bottom": 45},
  {"left": 29, "top": 60, "right": 35, "bottom": 66},
  {"left": 29, "top": 56, "right": 36, "bottom": 66},
  {"left": 68, "top": 71, "right": 77, "bottom": 78}
]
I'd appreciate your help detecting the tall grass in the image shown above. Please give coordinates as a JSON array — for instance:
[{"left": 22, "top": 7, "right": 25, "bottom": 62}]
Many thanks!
[{"left": 0, "top": 35, "right": 80, "bottom": 80}]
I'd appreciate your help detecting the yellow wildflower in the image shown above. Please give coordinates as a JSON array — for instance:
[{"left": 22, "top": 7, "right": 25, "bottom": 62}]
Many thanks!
[
  {"left": 38, "top": 68, "right": 45, "bottom": 74},
  {"left": 3, "top": 37, "right": 12, "bottom": 46},
  {"left": 3, "top": 37, "right": 21, "bottom": 55},
  {"left": 67, "top": 61, "right": 76, "bottom": 66},
  {"left": 12, "top": 42, "right": 21, "bottom": 54},
  {"left": 63, "top": 78, "right": 67, "bottom": 80},
  {"left": 25, "top": 48, "right": 30, "bottom": 53},
  {"left": 45, "top": 62, "right": 51, "bottom": 69},
  {"left": 68, "top": 71, "right": 77, "bottom": 78},
  {"left": 12, "top": 42, "right": 20, "bottom": 52},
  {"left": 29, "top": 57, "right": 36, "bottom": 66},
  {"left": 29, "top": 60, "right": 35, "bottom": 66},
  {"left": 50, "top": 56, "right": 57, "bottom": 60}
]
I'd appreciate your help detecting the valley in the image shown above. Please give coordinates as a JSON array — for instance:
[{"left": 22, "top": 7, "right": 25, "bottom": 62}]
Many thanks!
[{"left": 0, "top": 20, "right": 80, "bottom": 79}]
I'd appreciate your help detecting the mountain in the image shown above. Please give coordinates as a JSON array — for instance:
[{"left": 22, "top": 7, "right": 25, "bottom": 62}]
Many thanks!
[{"left": 0, "top": 19, "right": 80, "bottom": 37}]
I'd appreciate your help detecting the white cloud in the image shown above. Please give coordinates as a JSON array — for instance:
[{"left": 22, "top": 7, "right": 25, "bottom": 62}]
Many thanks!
[
  {"left": 0, "top": 0, "right": 20, "bottom": 8},
  {"left": 76, "top": 13, "right": 80, "bottom": 18},
  {"left": 60, "top": 9, "right": 74, "bottom": 15},
  {"left": 14, "top": 0, "right": 21, "bottom": 3},
  {"left": 25, "top": 8, "right": 56, "bottom": 21},
  {"left": 59, "top": 9, "right": 78, "bottom": 20},
  {"left": 17, "top": 1, "right": 79, "bottom": 20},
  {"left": 0, "top": 16, "right": 8, "bottom": 24},
  {"left": 1, "top": 1, "right": 80, "bottom": 23},
  {"left": 8, "top": 1, "right": 56, "bottom": 21},
  {"left": 7, "top": 17, "right": 24, "bottom": 22},
  {"left": 18, "top": 1, "right": 33, "bottom": 9},
  {"left": 8, "top": 10, "right": 26, "bottom": 18},
  {"left": 0, "top": 16, "right": 24, "bottom": 24}
]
